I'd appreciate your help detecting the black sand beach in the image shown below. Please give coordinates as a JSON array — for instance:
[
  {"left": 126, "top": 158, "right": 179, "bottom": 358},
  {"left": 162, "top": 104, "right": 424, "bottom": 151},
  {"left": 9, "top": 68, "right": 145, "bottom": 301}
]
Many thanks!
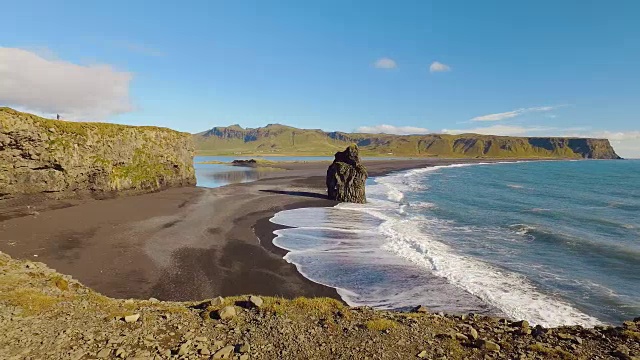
[{"left": 0, "top": 159, "right": 507, "bottom": 303}]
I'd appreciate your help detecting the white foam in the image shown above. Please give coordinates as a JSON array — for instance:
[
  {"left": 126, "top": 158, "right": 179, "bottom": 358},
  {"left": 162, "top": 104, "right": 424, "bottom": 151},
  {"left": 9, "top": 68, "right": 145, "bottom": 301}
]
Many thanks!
[
  {"left": 377, "top": 216, "right": 601, "bottom": 327},
  {"left": 410, "top": 201, "right": 437, "bottom": 210},
  {"left": 509, "top": 223, "right": 536, "bottom": 236},
  {"left": 386, "top": 188, "right": 405, "bottom": 202},
  {"left": 528, "top": 208, "right": 552, "bottom": 212}
]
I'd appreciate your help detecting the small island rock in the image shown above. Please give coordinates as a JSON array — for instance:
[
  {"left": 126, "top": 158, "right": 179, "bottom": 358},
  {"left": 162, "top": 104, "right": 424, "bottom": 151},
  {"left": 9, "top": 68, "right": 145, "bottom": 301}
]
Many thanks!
[{"left": 326, "top": 144, "right": 368, "bottom": 203}]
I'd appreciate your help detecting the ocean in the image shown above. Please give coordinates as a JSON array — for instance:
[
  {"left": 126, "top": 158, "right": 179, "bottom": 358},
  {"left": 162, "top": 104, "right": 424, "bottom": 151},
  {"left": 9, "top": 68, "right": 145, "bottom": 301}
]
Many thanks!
[{"left": 269, "top": 160, "right": 640, "bottom": 327}]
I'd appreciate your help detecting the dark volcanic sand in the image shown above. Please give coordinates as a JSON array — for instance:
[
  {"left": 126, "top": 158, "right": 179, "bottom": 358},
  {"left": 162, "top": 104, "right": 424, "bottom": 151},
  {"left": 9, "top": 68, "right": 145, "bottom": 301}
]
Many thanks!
[{"left": 0, "top": 159, "right": 506, "bottom": 303}]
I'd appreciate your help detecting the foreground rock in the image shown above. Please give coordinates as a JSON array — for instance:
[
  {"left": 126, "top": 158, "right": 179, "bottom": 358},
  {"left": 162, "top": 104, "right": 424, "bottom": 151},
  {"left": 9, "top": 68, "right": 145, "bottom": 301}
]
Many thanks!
[
  {"left": 0, "top": 107, "right": 196, "bottom": 200},
  {"left": 326, "top": 144, "right": 368, "bottom": 203},
  {"left": 0, "top": 251, "right": 638, "bottom": 359}
]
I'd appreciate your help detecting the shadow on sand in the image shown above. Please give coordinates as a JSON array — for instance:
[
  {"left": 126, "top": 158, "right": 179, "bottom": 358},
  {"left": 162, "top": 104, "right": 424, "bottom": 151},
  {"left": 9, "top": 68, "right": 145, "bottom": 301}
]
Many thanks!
[{"left": 259, "top": 189, "right": 328, "bottom": 200}]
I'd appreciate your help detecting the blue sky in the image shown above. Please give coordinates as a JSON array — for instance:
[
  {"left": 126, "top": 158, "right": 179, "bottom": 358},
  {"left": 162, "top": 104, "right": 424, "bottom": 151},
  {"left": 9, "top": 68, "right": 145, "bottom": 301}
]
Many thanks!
[{"left": 1, "top": 1, "right": 639, "bottom": 156}]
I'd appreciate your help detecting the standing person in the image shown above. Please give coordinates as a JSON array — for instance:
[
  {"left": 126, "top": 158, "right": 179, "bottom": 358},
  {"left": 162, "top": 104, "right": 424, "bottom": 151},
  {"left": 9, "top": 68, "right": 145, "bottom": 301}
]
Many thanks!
[{"left": 56, "top": 114, "right": 60, "bottom": 120}]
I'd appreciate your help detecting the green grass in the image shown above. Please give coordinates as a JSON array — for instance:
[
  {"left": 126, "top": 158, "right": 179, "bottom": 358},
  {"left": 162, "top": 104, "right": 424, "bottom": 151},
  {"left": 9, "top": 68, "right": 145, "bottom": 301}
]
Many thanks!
[{"left": 0, "top": 107, "right": 183, "bottom": 136}]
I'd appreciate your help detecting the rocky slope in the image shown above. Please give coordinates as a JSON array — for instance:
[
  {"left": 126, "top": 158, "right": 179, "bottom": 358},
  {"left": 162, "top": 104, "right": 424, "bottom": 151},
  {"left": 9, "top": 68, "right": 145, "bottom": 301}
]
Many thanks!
[
  {"left": 194, "top": 124, "right": 622, "bottom": 159},
  {"left": 1, "top": 251, "right": 638, "bottom": 360},
  {"left": 0, "top": 108, "right": 196, "bottom": 200}
]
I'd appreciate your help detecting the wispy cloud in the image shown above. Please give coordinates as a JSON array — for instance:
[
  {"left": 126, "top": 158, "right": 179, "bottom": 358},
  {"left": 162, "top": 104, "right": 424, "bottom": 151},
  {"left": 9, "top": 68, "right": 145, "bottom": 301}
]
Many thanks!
[
  {"left": 373, "top": 57, "right": 397, "bottom": 69},
  {"left": 357, "top": 124, "right": 430, "bottom": 135},
  {"left": 0, "top": 47, "right": 133, "bottom": 121},
  {"left": 442, "top": 125, "right": 555, "bottom": 136},
  {"left": 471, "top": 105, "right": 562, "bottom": 122},
  {"left": 429, "top": 61, "right": 451, "bottom": 73}
]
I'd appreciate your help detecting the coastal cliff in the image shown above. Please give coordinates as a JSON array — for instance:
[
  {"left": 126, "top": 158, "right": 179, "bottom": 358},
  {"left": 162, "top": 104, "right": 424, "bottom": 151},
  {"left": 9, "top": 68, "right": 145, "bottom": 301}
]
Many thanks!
[
  {"left": 195, "top": 124, "right": 622, "bottom": 159},
  {"left": 0, "top": 108, "right": 196, "bottom": 200}
]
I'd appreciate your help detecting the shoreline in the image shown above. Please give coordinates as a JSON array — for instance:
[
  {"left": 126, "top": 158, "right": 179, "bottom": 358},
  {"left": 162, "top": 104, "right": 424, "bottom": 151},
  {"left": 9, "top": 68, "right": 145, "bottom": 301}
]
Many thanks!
[
  {"left": 2, "top": 159, "right": 488, "bottom": 303},
  {"left": 0, "top": 158, "right": 553, "bottom": 306}
]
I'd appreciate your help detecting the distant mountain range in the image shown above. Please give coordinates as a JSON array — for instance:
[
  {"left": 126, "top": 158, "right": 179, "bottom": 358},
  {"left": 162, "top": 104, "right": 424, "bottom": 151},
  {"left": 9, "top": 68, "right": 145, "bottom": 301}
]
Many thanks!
[{"left": 194, "top": 124, "right": 621, "bottom": 159}]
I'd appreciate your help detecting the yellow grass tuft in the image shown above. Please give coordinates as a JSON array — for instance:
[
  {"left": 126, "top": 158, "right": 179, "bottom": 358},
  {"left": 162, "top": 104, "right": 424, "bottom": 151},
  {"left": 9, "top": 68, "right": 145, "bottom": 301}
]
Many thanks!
[
  {"left": 1, "top": 288, "right": 61, "bottom": 315},
  {"left": 51, "top": 276, "right": 69, "bottom": 291},
  {"left": 365, "top": 318, "right": 397, "bottom": 331},
  {"left": 622, "top": 330, "right": 640, "bottom": 340}
]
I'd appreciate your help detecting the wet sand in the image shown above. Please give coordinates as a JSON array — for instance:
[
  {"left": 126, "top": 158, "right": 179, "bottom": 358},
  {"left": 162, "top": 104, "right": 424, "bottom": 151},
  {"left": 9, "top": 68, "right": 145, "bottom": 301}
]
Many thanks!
[{"left": 0, "top": 158, "right": 503, "bottom": 302}]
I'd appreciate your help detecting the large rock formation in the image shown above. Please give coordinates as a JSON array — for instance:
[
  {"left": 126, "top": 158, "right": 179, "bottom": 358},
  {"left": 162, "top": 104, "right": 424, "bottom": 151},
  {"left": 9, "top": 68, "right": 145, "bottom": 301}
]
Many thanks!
[
  {"left": 0, "top": 108, "right": 196, "bottom": 200},
  {"left": 326, "top": 144, "right": 368, "bottom": 203}
]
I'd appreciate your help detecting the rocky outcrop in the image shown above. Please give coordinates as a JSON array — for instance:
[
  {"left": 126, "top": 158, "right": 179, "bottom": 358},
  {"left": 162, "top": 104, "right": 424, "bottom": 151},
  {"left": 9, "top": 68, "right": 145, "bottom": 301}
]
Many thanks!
[
  {"left": 1, "top": 250, "right": 639, "bottom": 360},
  {"left": 326, "top": 145, "right": 368, "bottom": 203},
  {"left": 0, "top": 107, "right": 196, "bottom": 200}
]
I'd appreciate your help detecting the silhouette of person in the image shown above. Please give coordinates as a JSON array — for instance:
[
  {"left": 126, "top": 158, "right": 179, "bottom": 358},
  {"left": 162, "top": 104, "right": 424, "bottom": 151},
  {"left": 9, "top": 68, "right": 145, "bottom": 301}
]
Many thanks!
[{"left": 56, "top": 114, "right": 60, "bottom": 120}]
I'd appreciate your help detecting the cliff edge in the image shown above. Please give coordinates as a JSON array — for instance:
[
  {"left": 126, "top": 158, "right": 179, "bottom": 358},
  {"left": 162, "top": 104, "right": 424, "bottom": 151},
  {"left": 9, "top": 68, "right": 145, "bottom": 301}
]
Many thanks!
[{"left": 0, "top": 108, "right": 196, "bottom": 200}]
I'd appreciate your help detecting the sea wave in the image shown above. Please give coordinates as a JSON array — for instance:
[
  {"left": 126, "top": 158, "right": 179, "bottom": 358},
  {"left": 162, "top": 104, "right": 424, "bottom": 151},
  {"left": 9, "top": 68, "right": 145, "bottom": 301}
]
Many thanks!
[
  {"left": 516, "top": 224, "right": 640, "bottom": 264},
  {"left": 270, "top": 161, "right": 612, "bottom": 327},
  {"left": 339, "top": 199, "right": 601, "bottom": 327}
]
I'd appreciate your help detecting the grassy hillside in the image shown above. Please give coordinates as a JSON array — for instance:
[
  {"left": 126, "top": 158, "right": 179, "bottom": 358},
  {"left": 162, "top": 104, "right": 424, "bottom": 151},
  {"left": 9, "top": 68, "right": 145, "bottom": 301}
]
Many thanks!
[
  {"left": 194, "top": 124, "right": 621, "bottom": 159},
  {"left": 195, "top": 124, "right": 349, "bottom": 155}
]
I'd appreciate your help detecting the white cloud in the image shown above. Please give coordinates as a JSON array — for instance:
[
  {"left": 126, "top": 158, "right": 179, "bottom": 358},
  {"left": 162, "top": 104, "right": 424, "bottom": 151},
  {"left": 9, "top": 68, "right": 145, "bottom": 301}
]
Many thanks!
[
  {"left": 357, "top": 124, "right": 430, "bottom": 135},
  {"left": 0, "top": 47, "right": 133, "bottom": 121},
  {"left": 373, "top": 57, "right": 397, "bottom": 69},
  {"left": 442, "top": 126, "right": 640, "bottom": 158},
  {"left": 586, "top": 131, "right": 640, "bottom": 142},
  {"left": 442, "top": 125, "right": 554, "bottom": 136},
  {"left": 471, "top": 105, "right": 562, "bottom": 122},
  {"left": 429, "top": 61, "right": 451, "bottom": 73}
]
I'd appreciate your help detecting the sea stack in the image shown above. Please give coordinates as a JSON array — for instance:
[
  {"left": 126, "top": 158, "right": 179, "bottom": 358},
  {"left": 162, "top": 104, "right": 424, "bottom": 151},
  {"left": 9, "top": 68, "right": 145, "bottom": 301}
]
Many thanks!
[{"left": 326, "top": 144, "right": 368, "bottom": 203}]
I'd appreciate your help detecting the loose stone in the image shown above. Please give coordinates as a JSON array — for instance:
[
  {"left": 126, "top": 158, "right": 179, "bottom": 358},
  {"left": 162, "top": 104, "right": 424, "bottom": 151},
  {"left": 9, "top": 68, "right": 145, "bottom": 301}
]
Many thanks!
[{"left": 124, "top": 314, "right": 140, "bottom": 323}]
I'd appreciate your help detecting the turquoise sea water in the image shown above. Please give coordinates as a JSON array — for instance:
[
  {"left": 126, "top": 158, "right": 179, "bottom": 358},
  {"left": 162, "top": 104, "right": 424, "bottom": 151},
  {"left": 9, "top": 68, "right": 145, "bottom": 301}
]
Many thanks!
[
  {"left": 194, "top": 155, "right": 334, "bottom": 163},
  {"left": 194, "top": 161, "right": 269, "bottom": 188},
  {"left": 270, "top": 160, "right": 640, "bottom": 327}
]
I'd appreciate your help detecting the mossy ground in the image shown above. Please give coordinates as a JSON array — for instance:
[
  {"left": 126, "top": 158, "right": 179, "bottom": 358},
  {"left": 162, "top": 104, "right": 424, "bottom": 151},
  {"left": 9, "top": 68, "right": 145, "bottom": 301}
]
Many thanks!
[{"left": 0, "top": 252, "right": 638, "bottom": 359}]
